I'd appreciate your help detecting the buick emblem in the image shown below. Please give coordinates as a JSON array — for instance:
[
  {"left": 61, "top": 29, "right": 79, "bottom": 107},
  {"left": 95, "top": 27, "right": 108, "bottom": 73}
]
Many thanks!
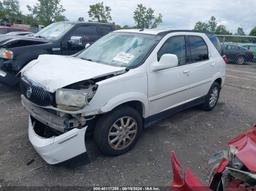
[{"left": 26, "top": 87, "right": 33, "bottom": 98}]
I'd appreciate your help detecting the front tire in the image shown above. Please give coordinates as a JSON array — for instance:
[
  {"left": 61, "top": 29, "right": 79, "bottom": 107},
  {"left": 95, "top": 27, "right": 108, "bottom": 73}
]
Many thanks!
[
  {"left": 94, "top": 106, "right": 143, "bottom": 156},
  {"left": 201, "top": 82, "right": 221, "bottom": 111}
]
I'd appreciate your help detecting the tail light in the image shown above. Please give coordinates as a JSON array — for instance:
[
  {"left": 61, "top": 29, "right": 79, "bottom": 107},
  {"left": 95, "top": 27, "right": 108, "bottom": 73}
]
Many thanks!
[
  {"left": 0, "top": 48, "right": 14, "bottom": 59},
  {"left": 223, "top": 55, "right": 228, "bottom": 64}
]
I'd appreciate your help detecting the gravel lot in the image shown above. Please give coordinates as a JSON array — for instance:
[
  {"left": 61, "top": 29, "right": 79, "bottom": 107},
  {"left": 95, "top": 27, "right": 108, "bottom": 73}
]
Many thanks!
[{"left": 0, "top": 64, "right": 255, "bottom": 188}]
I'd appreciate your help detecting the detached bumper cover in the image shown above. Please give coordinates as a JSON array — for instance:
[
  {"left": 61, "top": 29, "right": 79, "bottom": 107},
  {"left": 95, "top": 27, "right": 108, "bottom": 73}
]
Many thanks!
[{"left": 28, "top": 116, "right": 87, "bottom": 164}]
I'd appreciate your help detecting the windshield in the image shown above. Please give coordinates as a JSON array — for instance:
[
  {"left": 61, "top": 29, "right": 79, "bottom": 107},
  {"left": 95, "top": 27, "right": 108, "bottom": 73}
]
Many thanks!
[
  {"left": 78, "top": 32, "right": 159, "bottom": 68},
  {"left": 34, "top": 22, "right": 74, "bottom": 40}
]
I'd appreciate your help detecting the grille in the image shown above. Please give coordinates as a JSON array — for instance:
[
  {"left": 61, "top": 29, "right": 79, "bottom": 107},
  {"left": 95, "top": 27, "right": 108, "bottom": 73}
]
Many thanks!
[{"left": 20, "top": 78, "right": 54, "bottom": 106}]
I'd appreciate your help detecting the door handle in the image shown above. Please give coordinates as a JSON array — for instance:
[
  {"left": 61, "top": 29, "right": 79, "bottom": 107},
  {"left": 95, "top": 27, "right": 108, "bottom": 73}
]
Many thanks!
[{"left": 211, "top": 62, "right": 216, "bottom": 66}]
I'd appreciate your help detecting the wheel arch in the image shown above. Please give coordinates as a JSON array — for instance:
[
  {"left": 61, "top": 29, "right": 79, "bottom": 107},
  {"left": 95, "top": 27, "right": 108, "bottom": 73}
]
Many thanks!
[
  {"left": 100, "top": 93, "right": 149, "bottom": 118},
  {"left": 214, "top": 78, "right": 222, "bottom": 87},
  {"left": 113, "top": 100, "right": 144, "bottom": 116}
]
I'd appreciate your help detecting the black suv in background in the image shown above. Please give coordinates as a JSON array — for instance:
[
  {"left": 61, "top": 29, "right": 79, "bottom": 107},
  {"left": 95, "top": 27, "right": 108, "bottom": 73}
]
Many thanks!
[{"left": 0, "top": 22, "right": 114, "bottom": 86}]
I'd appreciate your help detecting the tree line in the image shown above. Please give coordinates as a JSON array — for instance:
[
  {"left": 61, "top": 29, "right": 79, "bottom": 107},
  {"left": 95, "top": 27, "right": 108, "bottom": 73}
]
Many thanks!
[
  {"left": 0, "top": 0, "right": 256, "bottom": 36},
  {"left": 194, "top": 16, "right": 256, "bottom": 36},
  {"left": 0, "top": 0, "right": 163, "bottom": 29}
]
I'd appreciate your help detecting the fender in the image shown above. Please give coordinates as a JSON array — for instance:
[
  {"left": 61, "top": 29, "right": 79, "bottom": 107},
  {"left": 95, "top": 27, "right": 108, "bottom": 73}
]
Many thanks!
[
  {"left": 100, "top": 92, "right": 149, "bottom": 118},
  {"left": 211, "top": 71, "right": 225, "bottom": 87}
]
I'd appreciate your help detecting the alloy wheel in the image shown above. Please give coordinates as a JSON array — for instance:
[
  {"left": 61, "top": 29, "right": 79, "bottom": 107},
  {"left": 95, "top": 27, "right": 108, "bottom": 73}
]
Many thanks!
[
  {"left": 209, "top": 87, "right": 219, "bottom": 108},
  {"left": 108, "top": 116, "right": 138, "bottom": 151}
]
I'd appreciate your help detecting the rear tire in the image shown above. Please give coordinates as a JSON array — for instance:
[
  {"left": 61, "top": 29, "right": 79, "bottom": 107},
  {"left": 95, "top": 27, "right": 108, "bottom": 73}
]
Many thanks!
[
  {"left": 236, "top": 56, "right": 245, "bottom": 65},
  {"left": 94, "top": 106, "right": 143, "bottom": 156},
  {"left": 201, "top": 82, "right": 220, "bottom": 111}
]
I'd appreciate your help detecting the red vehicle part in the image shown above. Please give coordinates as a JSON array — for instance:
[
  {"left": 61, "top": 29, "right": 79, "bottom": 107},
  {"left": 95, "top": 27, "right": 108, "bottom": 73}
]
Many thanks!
[
  {"left": 170, "top": 152, "right": 211, "bottom": 191},
  {"left": 222, "top": 55, "right": 228, "bottom": 64},
  {"left": 215, "top": 159, "right": 229, "bottom": 174},
  {"left": 228, "top": 124, "right": 256, "bottom": 173},
  {"left": 171, "top": 124, "right": 256, "bottom": 191}
]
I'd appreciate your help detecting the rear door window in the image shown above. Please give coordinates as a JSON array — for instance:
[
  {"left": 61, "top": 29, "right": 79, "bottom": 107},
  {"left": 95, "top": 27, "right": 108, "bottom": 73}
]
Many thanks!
[{"left": 188, "top": 36, "right": 209, "bottom": 63}]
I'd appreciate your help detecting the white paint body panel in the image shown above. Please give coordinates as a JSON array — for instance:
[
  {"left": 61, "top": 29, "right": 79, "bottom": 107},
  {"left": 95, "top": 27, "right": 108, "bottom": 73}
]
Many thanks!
[
  {"left": 22, "top": 54, "right": 126, "bottom": 92},
  {"left": 22, "top": 30, "right": 226, "bottom": 164},
  {"left": 146, "top": 32, "right": 225, "bottom": 115}
]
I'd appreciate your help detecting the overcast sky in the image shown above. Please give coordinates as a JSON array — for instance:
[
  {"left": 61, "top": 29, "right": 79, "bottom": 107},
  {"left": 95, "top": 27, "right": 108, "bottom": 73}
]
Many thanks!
[{"left": 20, "top": 0, "right": 256, "bottom": 34}]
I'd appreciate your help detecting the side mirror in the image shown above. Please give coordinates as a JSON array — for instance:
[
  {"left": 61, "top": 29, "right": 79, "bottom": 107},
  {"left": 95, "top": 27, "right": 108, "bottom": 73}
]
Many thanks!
[
  {"left": 151, "top": 54, "right": 178, "bottom": 72},
  {"left": 68, "top": 36, "right": 83, "bottom": 46}
]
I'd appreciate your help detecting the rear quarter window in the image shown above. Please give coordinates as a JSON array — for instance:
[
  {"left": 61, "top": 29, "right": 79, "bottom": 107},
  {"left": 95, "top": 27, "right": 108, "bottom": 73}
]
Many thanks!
[{"left": 206, "top": 34, "right": 222, "bottom": 54}]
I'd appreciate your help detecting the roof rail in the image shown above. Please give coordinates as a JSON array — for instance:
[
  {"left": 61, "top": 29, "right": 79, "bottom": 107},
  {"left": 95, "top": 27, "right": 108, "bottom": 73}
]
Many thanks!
[{"left": 157, "top": 29, "right": 206, "bottom": 37}]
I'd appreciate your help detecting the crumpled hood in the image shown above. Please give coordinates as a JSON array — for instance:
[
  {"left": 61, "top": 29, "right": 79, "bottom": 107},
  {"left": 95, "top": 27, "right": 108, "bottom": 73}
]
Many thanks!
[
  {"left": 228, "top": 124, "right": 256, "bottom": 172},
  {"left": 21, "top": 55, "right": 126, "bottom": 92}
]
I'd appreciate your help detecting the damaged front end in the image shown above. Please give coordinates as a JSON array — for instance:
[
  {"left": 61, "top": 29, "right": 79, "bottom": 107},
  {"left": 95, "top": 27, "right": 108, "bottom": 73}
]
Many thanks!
[
  {"left": 20, "top": 54, "right": 128, "bottom": 164},
  {"left": 20, "top": 78, "right": 99, "bottom": 164},
  {"left": 22, "top": 95, "right": 89, "bottom": 164}
]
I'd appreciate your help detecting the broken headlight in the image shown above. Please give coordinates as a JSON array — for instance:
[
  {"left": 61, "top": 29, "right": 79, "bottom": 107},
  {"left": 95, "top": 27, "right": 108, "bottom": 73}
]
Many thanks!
[{"left": 55, "top": 89, "right": 90, "bottom": 111}]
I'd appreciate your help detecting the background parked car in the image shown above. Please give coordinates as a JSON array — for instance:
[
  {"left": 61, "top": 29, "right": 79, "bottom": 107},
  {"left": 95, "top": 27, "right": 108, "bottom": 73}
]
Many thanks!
[
  {"left": 0, "top": 21, "right": 115, "bottom": 86},
  {"left": 241, "top": 43, "right": 256, "bottom": 62},
  {"left": 0, "top": 26, "right": 28, "bottom": 34},
  {"left": 221, "top": 43, "right": 254, "bottom": 64}
]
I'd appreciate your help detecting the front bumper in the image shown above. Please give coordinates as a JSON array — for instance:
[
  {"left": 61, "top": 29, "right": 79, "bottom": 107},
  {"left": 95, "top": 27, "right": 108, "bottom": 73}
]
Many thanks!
[{"left": 28, "top": 116, "right": 87, "bottom": 164}]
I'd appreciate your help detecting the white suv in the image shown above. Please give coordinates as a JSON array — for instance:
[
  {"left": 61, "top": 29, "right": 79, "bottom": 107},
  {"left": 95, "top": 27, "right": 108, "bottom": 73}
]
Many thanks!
[{"left": 20, "top": 29, "right": 226, "bottom": 164}]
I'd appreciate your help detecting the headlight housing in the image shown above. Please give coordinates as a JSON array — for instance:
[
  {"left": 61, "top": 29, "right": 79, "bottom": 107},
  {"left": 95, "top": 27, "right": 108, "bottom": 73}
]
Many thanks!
[
  {"left": 55, "top": 89, "right": 90, "bottom": 111},
  {"left": 0, "top": 48, "right": 13, "bottom": 59}
]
